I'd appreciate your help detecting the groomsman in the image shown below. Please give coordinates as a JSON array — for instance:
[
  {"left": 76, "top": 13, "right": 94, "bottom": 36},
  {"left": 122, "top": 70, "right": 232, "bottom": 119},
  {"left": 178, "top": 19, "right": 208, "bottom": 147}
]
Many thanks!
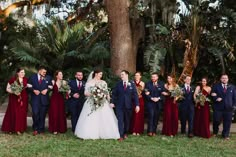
[
  {"left": 211, "top": 74, "right": 236, "bottom": 140},
  {"left": 67, "top": 71, "right": 85, "bottom": 132},
  {"left": 111, "top": 70, "right": 140, "bottom": 141},
  {"left": 179, "top": 76, "right": 195, "bottom": 137},
  {"left": 28, "top": 66, "right": 52, "bottom": 135},
  {"left": 144, "top": 72, "right": 164, "bottom": 136}
]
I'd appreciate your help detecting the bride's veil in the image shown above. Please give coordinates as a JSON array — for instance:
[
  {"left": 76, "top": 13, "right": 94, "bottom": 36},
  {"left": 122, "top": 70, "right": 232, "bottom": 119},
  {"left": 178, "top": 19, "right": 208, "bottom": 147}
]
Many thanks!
[{"left": 86, "top": 71, "right": 94, "bottom": 83}]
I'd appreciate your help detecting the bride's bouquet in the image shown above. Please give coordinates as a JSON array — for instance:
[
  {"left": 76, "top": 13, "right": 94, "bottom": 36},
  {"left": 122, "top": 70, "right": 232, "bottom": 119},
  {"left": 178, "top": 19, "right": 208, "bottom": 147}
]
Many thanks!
[
  {"left": 195, "top": 91, "right": 211, "bottom": 107},
  {"left": 58, "top": 80, "right": 70, "bottom": 99},
  {"left": 89, "top": 82, "right": 110, "bottom": 115},
  {"left": 10, "top": 80, "right": 24, "bottom": 95}
]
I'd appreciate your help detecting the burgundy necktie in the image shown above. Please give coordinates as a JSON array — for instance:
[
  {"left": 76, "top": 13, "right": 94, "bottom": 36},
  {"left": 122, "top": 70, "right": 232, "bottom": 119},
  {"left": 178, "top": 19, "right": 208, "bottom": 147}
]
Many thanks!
[
  {"left": 124, "top": 82, "right": 127, "bottom": 90},
  {"left": 223, "top": 85, "right": 227, "bottom": 93},
  {"left": 187, "top": 86, "right": 190, "bottom": 93},
  {"left": 39, "top": 76, "right": 43, "bottom": 84},
  {"left": 78, "top": 81, "right": 81, "bottom": 90}
]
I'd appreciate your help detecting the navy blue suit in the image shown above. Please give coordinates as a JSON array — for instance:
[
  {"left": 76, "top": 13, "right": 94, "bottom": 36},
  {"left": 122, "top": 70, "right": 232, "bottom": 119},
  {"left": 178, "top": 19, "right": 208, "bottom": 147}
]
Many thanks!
[
  {"left": 179, "top": 85, "right": 195, "bottom": 134},
  {"left": 144, "top": 81, "right": 164, "bottom": 134},
  {"left": 211, "top": 83, "right": 236, "bottom": 138},
  {"left": 66, "top": 79, "right": 85, "bottom": 132},
  {"left": 112, "top": 80, "right": 139, "bottom": 138},
  {"left": 28, "top": 74, "right": 52, "bottom": 133}
]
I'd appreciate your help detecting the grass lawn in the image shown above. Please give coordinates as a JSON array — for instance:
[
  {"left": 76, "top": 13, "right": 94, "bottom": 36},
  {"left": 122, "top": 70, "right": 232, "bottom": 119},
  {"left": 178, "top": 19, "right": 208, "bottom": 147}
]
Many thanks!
[{"left": 0, "top": 129, "right": 235, "bottom": 157}]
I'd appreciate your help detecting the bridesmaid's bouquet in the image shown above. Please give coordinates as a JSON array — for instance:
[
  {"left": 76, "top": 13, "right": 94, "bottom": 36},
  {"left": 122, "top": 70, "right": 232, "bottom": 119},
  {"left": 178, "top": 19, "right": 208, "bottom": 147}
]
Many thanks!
[
  {"left": 89, "top": 82, "right": 110, "bottom": 115},
  {"left": 169, "top": 86, "right": 184, "bottom": 101},
  {"left": 10, "top": 80, "right": 24, "bottom": 106},
  {"left": 58, "top": 80, "right": 70, "bottom": 99},
  {"left": 10, "top": 80, "right": 24, "bottom": 95},
  {"left": 195, "top": 91, "right": 211, "bottom": 106}
]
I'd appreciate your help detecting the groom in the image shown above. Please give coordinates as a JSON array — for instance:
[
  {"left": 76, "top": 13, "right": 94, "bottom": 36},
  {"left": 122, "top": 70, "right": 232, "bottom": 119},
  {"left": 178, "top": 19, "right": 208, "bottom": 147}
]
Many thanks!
[{"left": 111, "top": 70, "right": 140, "bottom": 141}]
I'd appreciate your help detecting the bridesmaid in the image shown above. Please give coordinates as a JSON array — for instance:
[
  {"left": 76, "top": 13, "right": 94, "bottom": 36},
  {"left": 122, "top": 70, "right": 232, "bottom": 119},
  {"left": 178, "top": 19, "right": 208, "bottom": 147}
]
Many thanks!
[
  {"left": 161, "top": 75, "right": 179, "bottom": 137},
  {"left": 48, "top": 70, "right": 67, "bottom": 134},
  {"left": 130, "top": 72, "right": 145, "bottom": 136},
  {"left": 1, "top": 68, "right": 28, "bottom": 135},
  {"left": 193, "top": 77, "right": 211, "bottom": 138}
]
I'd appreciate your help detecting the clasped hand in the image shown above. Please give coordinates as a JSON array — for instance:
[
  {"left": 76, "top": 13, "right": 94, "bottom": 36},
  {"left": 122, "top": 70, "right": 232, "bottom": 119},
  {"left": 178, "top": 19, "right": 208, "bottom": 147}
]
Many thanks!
[
  {"left": 151, "top": 97, "right": 160, "bottom": 102},
  {"left": 33, "top": 89, "right": 48, "bottom": 95},
  {"left": 73, "top": 93, "right": 80, "bottom": 99}
]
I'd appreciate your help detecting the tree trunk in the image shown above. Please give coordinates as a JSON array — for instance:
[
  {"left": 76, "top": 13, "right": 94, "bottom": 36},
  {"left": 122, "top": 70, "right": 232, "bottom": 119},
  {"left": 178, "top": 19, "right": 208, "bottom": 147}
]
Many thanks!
[{"left": 105, "top": 0, "right": 136, "bottom": 75}]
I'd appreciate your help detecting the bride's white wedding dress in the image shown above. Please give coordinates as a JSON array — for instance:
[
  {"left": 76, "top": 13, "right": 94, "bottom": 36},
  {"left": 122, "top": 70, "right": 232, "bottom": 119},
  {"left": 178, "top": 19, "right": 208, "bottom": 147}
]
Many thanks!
[{"left": 74, "top": 79, "right": 120, "bottom": 139}]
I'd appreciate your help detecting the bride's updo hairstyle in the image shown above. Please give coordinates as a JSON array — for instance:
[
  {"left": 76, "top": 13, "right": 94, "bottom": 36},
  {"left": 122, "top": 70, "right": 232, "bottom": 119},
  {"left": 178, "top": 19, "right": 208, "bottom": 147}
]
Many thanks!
[{"left": 92, "top": 68, "right": 103, "bottom": 78}]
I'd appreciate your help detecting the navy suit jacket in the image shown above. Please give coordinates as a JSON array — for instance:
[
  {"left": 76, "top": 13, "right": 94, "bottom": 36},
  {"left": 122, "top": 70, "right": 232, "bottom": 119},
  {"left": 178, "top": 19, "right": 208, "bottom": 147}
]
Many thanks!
[
  {"left": 112, "top": 80, "right": 139, "bottom": 109},
  {"left": 179, "top": 85, "right": 195, "bottom": 110},
  {"left": 67, "top": 79, "right": 85, "bottom": 105},
  {"left": 28, "top": 74, "right": 52, "bottom": 106},
  {"left": 211, "top": 83, "right": 236, "bottom": 111},
  {"left": 144, "top": 81, "right": 164, "bottom": 105}
]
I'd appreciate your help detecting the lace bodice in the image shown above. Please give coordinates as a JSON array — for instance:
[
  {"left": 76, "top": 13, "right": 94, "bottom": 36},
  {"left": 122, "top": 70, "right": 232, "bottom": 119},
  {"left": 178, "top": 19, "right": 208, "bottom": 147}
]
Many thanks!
[{"left": 85, "top": 79, "right": 108, "bottom": 95}]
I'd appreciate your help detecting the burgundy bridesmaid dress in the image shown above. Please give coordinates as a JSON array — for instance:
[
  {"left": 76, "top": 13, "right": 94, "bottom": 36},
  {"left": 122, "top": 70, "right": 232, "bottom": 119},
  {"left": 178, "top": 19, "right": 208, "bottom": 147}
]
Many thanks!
[
  {"left": 130, "top": 81, "right": 145, "bottom": 134},
  {"left": 162, "top": 95, "right": 179, "bottom": 136},
  {"left": 48, "top": 84, "right": 67, "bottom": 133},
  {"left": 1, "top": 77, "right": 28, "bottom": 133},
  {"left": 193, "top": 89, "right": 211, "bottom": 138}
]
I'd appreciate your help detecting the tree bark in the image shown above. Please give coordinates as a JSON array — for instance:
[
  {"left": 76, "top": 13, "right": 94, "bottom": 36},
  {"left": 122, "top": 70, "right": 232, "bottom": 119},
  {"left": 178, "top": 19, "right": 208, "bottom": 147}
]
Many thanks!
[{"left": 105, "top": 0, "right": 136, "bottom": 75}]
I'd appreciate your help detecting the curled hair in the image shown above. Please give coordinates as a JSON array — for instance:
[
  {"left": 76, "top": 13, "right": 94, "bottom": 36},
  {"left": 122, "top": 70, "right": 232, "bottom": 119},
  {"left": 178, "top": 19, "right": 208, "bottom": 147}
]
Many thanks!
[{"left": 167, "top": 74, "right": 177, "bottom": 87}]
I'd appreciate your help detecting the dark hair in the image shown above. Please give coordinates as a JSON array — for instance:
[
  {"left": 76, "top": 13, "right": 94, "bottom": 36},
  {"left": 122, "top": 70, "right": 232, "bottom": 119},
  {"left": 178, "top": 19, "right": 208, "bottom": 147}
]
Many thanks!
[
  {"left": 92, "top": 68, "right": 103, "bottom": 78},
  {"left": 75, "top": 70, "right": 83, "bottom": 75},
  {"left": 184, "top": 75, "right": 191, "bottom": 80},
  {"left": 199, "top": 77, "right": 208, "bottom": 90},
  {"left": 121, "top": 70, "right": 129, "bottom": 75},
  {"left": 151, "top": 72, "right": 159, "bottom": 76},
  {"left": 38, "top": 65, "right": 47, "bottom": 71},
  {"left": 201, "top": 77, "right": 208, "bottom": 82},
  {"left": 15, "top": 68, "right": 24, "bottom": 80},
  {"left": 54, "top": 70, "right": 62, "bottom": 81},
  {"left": 135, "top": 71, "right": 142, "bottom": 76},
  {"left": 221, "top": 73, "right": 228, "bottom": 78}
]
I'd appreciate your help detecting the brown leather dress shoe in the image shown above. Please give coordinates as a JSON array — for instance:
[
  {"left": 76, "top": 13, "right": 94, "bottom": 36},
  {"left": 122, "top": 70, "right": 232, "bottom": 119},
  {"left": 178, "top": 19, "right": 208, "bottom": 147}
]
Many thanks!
[{"left": 118, "top": 138, "right": 124, "bottom": 142}]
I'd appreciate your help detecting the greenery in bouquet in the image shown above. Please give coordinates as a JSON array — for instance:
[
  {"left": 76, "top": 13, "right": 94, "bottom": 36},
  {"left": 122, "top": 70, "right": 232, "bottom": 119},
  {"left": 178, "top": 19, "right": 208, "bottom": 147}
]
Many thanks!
[
  {"left": 195, "top": 91, "right": 211, "bottom": 106},
  {"left": 169, "top": 86, "right": 184, "bottom": 101},
  {"left": 58, "top": 80, "right": 70, "bottom": 99},
  {"left": 89, "top": 83, "right": 110, "bottom": 115},
  {"left": 10, "top": 80, "right": 24, "bottom": 95}
]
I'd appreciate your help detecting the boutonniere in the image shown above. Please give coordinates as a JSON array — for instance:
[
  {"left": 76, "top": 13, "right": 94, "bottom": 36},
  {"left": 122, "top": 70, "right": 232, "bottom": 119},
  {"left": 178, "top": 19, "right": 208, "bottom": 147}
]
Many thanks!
[
  {"left": 127, "top": 82, "right": 131, "bottom": 87},
  {"left": 42, "top": 77, "right": 48, "bottom": 83},
  {"left": 127, "top": 82, "right": 133, "bottom": 89}
]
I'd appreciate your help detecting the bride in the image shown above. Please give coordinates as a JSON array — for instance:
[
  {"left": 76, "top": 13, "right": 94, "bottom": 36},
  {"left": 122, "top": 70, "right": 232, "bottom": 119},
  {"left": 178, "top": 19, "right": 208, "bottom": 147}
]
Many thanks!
[{"left": 74, "top": 69, "right": 120, "bottom": 139}]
